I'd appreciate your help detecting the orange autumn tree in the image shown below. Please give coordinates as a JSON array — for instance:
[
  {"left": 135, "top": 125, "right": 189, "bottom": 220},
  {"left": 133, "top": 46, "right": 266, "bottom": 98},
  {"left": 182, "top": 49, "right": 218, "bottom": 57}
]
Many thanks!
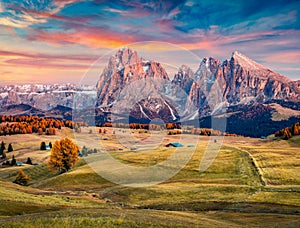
[{"left": 48, "top": 137, "right": 79, "bottom": 173}]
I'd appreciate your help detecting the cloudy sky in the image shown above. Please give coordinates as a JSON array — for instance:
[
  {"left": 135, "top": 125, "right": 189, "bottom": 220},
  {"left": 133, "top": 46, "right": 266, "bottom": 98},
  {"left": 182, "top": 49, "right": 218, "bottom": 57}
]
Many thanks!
[{"left": 0, "top": 0, "right": 299, "bottom": 84}]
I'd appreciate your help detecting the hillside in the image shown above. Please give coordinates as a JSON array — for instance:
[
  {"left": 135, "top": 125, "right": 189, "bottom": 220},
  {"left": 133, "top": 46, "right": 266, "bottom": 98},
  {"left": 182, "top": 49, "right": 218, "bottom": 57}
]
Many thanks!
[{"left": 0, "top": 129, "right": 299, "bottom": 227}]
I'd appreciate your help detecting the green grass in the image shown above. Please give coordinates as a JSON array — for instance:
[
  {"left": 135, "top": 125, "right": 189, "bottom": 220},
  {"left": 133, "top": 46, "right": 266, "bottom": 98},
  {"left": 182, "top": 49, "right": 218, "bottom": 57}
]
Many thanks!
[
  {"left": 1, "top": 208, "right": 300, "bottom": 228},
  {"left": 0, "top": 131, "right": 299, "bottom": 227}
]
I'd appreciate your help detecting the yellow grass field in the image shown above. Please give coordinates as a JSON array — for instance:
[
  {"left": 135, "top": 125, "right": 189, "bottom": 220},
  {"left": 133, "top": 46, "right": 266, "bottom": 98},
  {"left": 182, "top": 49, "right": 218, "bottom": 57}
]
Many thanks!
[{"left": 0, "top": 127, "right": 299, "bottom": 227}]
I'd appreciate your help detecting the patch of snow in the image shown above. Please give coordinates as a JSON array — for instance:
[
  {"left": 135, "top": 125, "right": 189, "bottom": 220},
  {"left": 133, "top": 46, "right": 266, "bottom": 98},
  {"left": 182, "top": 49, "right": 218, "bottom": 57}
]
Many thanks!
[
  {"left": 143, "top": 65, "right": 149, "bottom": 73},
  {"left": 237, "top": 96, "right": 256, "bottom": 105},
  {"left": 205, "top": 58, "right": 211, "bottom": 73},
  {"left": 0, "top": 92, "right": 8, "bottom": 98},
  {"left": 164, "top": 101, "right": 176, "bottom": 120},
  {"left": 138, "top": 104, "right": 150, "bottom": 119},
  {"left": 17, "top": 92, "right": 29, "bottom": 95},
  {"left": 78, "top": 91, "right": 97, "bottom": 95},
  {"left": 117, "top": 66, "right": 124, "bottom": 71},
  {"left": 211, "top": 101, "right": 228, "bottom": 115},
  {"left": 189, "top": 110, "right": 199, "bottom": 120}
]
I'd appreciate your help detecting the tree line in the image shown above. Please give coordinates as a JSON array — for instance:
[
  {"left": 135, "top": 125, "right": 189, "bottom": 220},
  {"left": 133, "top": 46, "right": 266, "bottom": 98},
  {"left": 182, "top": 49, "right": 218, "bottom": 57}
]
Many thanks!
[
  {"left": 0, "top": 115, "right": 88, "bottom": 136},
  {"left": 95, "top": 122, "right": 232, "bottom": 136}
]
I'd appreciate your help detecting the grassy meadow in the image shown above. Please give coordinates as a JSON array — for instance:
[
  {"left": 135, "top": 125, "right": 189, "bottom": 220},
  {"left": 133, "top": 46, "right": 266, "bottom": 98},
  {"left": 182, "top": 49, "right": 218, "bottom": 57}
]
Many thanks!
[{"left": 0, "top": 127, "right": 299, "bottom": 227}]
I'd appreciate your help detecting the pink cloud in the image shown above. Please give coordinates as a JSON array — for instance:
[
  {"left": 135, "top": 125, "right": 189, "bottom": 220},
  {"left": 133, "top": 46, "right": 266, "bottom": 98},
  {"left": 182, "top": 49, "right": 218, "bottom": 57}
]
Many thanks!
[{"left": 27, "top": 27, "right": 149, "bottom": 49}]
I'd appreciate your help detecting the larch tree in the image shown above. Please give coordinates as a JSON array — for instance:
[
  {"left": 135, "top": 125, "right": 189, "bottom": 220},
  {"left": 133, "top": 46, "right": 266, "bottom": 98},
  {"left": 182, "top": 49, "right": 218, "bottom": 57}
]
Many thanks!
[{"left": 48, "top": 138, "right": 79, "bottom": 173}]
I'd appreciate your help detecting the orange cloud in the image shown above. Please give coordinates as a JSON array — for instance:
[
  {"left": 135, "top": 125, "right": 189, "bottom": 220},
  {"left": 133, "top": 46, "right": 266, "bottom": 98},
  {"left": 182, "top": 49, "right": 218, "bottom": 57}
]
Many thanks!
[{"left": 27, "top": 29, "right": 142, "bottom": 49}]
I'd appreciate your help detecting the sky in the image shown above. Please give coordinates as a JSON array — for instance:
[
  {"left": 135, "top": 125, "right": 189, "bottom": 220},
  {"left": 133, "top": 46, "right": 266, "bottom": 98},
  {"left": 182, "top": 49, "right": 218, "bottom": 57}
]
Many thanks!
[{"left": 0, "top": 0, "right": 299, "bottom": 85}]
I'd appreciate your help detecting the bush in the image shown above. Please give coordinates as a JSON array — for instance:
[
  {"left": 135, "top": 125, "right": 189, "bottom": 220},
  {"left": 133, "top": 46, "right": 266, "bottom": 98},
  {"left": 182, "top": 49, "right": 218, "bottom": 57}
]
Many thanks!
[{"left": 13, "top": 170, "right": 30, "bottom": 186}]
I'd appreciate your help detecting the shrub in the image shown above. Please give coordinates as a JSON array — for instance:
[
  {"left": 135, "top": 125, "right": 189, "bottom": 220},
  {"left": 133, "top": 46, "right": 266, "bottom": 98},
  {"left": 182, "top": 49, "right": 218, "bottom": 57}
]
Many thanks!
[{"left": 13, "top": 170, "right": 30, "bottom": 186}]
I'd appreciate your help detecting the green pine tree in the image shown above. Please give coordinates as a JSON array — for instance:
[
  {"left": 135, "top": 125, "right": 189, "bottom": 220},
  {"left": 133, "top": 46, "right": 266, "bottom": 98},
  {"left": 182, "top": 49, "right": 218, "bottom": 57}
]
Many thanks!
[
  {"left": 40, "top": 142, "right": 46, "bottom": 150},
  {"left": 1, "top": 141, "right": 5, "bottom": 151},
  {"left": 11, "top": 155, "right": 16, "bottom": 166},
  {"left": 7, "top": 143, "right": 13, "bottom": 152}
]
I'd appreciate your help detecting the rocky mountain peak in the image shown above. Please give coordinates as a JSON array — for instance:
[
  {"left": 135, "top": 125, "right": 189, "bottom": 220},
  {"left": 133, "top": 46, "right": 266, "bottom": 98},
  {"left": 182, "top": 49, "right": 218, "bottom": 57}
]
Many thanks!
[
  {"left": 107, "top": 48, "right": 142, "bottom": 71},
  {"left": 231, "top": 51, "right": 268, "bottom": 72},
  {"left": 96, "top": 49, "right": 169, "bottom": 107},
  {"left": 176, "top": 65, "right": 194, "bottom": 79},
  {"left": 194, "top": 57, "right": 220, "bottom": 81}
]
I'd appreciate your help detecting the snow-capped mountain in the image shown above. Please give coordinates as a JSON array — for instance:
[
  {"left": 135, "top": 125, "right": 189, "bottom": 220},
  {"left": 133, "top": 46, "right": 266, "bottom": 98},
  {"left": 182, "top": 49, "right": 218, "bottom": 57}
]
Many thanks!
[{"left": 0, "top": 84, "right": 96, "bottom": 111}]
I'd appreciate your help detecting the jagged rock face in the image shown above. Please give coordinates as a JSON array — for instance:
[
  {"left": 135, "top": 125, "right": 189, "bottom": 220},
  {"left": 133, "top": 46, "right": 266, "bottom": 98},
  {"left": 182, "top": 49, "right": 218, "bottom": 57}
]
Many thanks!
[
  {"left": 183, "top": 51, "right": 300, "bottom": 117},
  {"left": 96, "top": 48, "right": 169, "bottom": 108},
  {"left": 96, "top": 48, "right": 175, "bottom": 121},
  {"left": 172, "top": 65, "right": 194, "bottom": 94},
  {"left": 94, "top": 48, "right": 300, "bottom": 121},
  {"left": 218, "top": 52, "right": 298, "bottom": 103}
]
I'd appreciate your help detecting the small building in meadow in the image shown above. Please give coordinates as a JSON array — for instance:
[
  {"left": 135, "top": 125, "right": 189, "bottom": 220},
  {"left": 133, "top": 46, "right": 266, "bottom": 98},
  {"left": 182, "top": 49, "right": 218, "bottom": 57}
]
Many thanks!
[{"left": 166, "top": 142, "right": 184, "bottom": 147}]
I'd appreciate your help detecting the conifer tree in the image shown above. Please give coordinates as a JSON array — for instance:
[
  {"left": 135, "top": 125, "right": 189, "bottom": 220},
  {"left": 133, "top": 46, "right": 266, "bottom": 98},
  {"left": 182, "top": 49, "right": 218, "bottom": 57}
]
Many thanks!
[
  {"left": 1, "top": 141, "right": 5, "bottom": 151},
  {"left": 7, "top": 143, "right": 13, "bottom": 152},
  {"left": 40, "top": 142, "right": 46, "bottom": 150},
  {"left": 11, "top": 155, "right": 16, "bottom": 166},
  {"left": 26, "top": 157, "right": 32, "bottom": 165}
]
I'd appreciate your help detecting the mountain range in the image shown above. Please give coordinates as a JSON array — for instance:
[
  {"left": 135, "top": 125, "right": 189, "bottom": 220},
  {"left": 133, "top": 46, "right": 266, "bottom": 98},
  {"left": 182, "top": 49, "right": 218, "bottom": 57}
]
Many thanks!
[{"left": 0, "top": 48, "right": 299, "bottom": 137}]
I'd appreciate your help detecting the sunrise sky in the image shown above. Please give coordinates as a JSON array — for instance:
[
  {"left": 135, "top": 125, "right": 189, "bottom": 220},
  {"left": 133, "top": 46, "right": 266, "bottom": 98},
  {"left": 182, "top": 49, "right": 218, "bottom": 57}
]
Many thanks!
[{"left": 0, "top": 0, "right": 299, "bottom": 85}]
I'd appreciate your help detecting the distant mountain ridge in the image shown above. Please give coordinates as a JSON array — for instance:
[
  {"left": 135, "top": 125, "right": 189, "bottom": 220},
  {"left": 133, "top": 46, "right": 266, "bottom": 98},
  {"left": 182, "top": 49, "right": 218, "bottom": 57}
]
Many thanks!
[
  {"left": 0, "top": 84, "right": 96, "bottom": 111},
  {"left": 0, "top": 48, "right": 299, "bottom": 137}
]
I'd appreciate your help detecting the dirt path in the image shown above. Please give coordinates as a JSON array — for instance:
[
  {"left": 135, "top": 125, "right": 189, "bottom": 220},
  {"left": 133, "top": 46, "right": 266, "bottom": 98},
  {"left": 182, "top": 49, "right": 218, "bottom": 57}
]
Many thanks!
[{"left": 226, "top": 145, "right": 267, "bottom": 186}]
